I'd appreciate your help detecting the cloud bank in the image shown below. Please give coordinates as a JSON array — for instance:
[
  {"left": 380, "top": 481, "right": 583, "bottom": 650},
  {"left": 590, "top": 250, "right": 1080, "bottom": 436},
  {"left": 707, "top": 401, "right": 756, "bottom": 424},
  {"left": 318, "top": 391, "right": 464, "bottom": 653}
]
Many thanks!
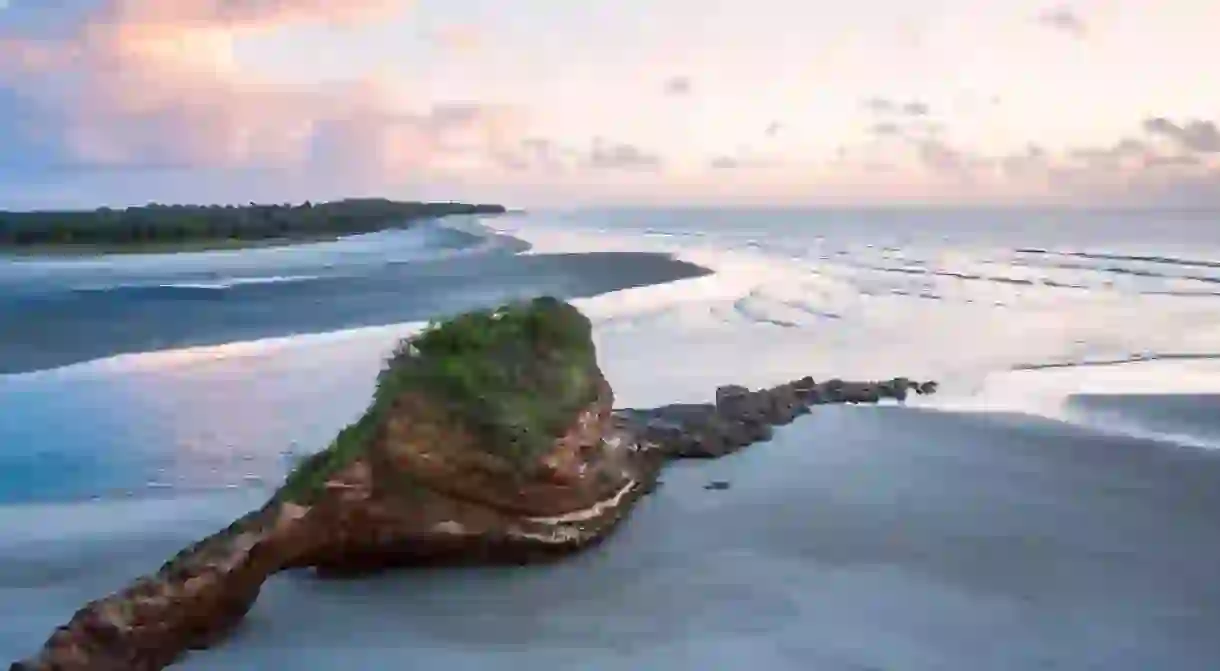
[
  {"left": 1035, "top": 6, "right": 1088, "bottom": 38},
  {"left": 0, "top": 0, "right": 1216, "bottom": 206},
  {"left": 0, "top": 0, "right": 522, "bottom": 198}
]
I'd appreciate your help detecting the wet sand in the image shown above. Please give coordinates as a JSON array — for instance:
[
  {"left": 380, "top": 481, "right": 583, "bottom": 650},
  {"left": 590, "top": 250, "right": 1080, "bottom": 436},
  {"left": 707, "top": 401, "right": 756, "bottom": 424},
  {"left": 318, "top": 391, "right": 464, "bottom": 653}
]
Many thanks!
[
  {"left": 0, "top": 251, "right": 709, "bottom": 375},
  {"left": 7, "top": 404, "right": 1219, "bottom": 670}
]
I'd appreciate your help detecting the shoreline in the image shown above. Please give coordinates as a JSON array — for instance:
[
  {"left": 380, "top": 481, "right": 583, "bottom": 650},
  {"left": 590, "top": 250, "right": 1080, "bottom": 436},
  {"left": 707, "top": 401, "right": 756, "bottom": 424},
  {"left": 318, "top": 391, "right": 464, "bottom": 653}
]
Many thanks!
[
  {"left": 0, "top": 251, "right": 713, "bottom": 377},
  {"left": 0, "top": 232, "right": 351, "bottom": 258},
  {"left": 16, "top": 375, "right": 1220, "bottom": 670},
  {"left": 7, "top": 357, "right": 935, "bottom": 669},
  {"left": 0, "top": 200, "right": 508, "bottom": 257}
]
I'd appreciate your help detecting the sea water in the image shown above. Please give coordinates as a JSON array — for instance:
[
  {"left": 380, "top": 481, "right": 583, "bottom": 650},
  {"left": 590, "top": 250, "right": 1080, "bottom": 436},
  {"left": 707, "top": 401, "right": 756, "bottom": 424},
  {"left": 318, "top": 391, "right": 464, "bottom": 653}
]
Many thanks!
[{"left": 2, "top": 208, "right": 1220, "bottom": 669}]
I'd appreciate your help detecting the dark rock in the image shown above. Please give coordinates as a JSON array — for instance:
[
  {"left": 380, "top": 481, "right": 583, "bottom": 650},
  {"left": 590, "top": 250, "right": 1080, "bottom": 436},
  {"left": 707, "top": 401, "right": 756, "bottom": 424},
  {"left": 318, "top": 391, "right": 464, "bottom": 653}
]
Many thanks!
[
  {"left": 653, "top": 403, "right": 717, "bottom": 423},
  {"left": 764, "top": 383, "right": 804, "bottom": 424},
  {"left": 617, "top": 404, "right": 724, "bottom": 458},
  {"left": 820, "top": 380, "right": 868, "bottom": 404},
  {"left": 792, "top": 375, "right": 818, "bottom": 402},
  {"left": 678, "top": 414, "right": 747, "bottom": 458},
  {"left": 715, "top": 384, "right": 769, "bottom": 422},
  {"left": 714, "top": 384, "right": 750, "bottom": 414},
  {"left": 804, "top": 385, "right": 826, "bottom": 404},
  {"left": 740, "top": 418, "right": 775, "bottom": 443},
  {"left": 878, "top": 377, "right": 913, "bottom": 401},
  {"left": 840, "top": 382, "right": 882, "bottom": 404},
  {"left": 820, "top": 378, "right": 846, "bottom": 403}
]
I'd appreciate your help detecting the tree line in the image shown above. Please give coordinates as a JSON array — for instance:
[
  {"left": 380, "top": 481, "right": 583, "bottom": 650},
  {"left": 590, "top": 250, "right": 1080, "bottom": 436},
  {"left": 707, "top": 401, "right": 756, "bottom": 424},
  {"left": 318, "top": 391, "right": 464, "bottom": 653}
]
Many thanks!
[{"left": 0, "top": 199, "right": 507, "bottom": 248}]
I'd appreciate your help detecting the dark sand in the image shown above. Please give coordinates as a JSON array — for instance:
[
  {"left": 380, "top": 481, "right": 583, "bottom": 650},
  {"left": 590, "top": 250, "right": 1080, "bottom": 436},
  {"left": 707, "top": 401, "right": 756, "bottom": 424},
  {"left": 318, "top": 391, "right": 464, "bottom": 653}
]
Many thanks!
[{"left": 6, "top": 405, "right": 1218, "bottom": 670}]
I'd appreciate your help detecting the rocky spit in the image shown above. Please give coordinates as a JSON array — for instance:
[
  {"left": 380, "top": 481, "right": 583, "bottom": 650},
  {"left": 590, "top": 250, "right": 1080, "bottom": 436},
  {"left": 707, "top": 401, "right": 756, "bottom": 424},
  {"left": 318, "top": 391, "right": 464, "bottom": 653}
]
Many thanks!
[
  {"left": 616, "top": 376, "right": 937, "bottom": 460},
  {"left": 9, "top": 303, "right": 935, "bottom": 671}
]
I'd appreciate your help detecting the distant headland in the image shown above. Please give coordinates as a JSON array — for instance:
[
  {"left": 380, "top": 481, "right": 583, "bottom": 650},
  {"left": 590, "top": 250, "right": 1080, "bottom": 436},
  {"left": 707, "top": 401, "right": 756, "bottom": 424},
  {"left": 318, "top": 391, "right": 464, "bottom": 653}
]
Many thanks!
[{"left": 0, "top": 199, "right": 508, "bottom": 255}]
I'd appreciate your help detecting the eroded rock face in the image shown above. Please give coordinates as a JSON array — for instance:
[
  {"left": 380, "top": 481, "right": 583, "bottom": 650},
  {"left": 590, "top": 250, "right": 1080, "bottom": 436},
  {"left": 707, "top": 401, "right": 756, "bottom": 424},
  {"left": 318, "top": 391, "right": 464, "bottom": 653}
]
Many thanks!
[
  {"left": 10, "top": 298, "right": 939, "bottom": 671},
  {"left": 12, "top": 389, "right": 661, "bottom": 671}
]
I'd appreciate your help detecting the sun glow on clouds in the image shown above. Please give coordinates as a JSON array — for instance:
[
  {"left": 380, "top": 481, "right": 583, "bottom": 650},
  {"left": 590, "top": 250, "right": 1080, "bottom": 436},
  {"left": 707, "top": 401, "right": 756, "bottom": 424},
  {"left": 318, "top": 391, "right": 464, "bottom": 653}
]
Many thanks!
[
  {"left": 0, "top": 0, "right": 522, "bottom": 179},
  {"left": 0, "top": 0, "right": 1218, "bottom": 205}
]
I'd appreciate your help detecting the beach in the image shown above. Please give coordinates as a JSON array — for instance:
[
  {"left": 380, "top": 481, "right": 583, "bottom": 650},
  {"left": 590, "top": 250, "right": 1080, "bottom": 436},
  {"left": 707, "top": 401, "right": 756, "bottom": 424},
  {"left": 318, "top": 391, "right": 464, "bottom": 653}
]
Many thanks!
[{"left": 3, "top": 208, "right": 1220, "bottom": 669}]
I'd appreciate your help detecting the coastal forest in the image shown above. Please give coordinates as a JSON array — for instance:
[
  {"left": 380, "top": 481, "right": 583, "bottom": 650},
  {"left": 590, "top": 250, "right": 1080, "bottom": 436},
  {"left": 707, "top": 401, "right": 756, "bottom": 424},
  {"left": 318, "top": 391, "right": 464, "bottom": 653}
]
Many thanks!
[{"left": 0, "top": 199, "right": 506, "bottom": 250}]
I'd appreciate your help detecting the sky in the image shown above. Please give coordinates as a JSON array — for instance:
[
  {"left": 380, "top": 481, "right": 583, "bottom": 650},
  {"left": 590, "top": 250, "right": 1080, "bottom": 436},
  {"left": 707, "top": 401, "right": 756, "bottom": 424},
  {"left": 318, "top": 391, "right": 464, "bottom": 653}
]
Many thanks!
[{"left": 0, "top": 0, "right": 1217, "bottom": 208}]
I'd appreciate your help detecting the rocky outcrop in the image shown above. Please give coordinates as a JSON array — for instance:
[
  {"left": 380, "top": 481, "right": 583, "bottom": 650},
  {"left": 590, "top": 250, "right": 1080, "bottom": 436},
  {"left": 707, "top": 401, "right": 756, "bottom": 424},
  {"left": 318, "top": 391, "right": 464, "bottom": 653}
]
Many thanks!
[
  {"left": 10, "top": 298, "right": 937, "bottom": 671},
  {"left": 613, "top": 375, "right": 935, "bottom": 459}
]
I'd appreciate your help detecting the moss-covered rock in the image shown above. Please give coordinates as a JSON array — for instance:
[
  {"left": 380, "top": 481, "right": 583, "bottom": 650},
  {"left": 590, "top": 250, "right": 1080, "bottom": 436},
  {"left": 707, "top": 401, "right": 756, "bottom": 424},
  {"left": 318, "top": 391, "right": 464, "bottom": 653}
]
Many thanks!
[
  {"left": 276, "top": 296, "right": 600, "bottom": 503},
  {"left": 11, "top": 319, "right": 946, "bottom": 671}
]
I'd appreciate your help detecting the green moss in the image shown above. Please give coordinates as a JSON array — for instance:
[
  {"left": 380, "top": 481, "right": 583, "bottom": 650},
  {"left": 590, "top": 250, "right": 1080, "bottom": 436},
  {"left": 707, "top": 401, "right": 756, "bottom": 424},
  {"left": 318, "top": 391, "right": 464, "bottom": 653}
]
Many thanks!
[
  {"left": 276, "top": 413, "right": 379, "bottom": 503},
  {"left": 275, "top": 297, "right": 600, "bottom": 504}
]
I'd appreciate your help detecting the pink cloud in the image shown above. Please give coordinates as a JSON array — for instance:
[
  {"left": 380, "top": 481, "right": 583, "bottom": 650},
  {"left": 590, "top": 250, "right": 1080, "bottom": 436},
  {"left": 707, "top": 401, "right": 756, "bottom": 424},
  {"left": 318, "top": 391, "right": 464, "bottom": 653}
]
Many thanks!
[
  {"left": 0, "top": 0, "right": 522, "bottom": 179},
  {"left": 104, "top": 0, "right": 410, "bottom": 31},
  {"left": 430, "top": 25, "right": 483, "bottom": 52}
]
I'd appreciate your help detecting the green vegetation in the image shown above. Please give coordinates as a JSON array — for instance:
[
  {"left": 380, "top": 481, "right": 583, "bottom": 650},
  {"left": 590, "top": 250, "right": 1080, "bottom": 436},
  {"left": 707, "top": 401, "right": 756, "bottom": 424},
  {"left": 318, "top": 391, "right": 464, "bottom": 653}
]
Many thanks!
[
  {"left": 276, "top": 297, "right": 600, "bottom": 504},
  {"left": 0, "top": 199, "right": 506, "bottom": 253},
  {"left": 276, "top": 414, "right": 382, "bottom": 504}
]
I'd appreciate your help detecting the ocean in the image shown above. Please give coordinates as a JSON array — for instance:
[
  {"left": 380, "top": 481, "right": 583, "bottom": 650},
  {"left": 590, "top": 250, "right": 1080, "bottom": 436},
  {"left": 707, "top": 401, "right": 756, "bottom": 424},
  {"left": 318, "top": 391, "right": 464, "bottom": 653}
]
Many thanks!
[{"left": 3, "top": 208, "right": 1220, "bottom": 669}]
